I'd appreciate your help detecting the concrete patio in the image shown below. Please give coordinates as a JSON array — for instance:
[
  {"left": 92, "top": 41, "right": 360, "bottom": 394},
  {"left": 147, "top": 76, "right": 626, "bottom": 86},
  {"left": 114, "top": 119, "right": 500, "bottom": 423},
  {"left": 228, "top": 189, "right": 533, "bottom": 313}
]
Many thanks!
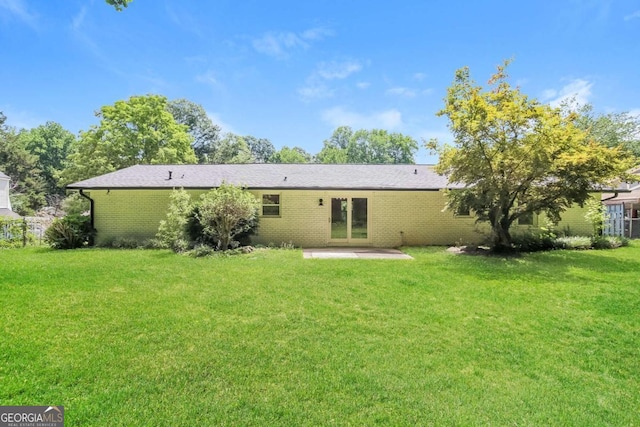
[{"left": 302, "top": 247, "right": 413, "bottom": 259}]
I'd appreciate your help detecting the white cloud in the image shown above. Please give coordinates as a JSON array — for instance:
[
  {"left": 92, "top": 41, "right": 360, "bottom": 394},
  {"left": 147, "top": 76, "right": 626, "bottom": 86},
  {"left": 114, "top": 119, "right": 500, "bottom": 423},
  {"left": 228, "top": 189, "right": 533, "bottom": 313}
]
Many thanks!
[
  {"left": 0, "top": 105, "right": 43, "bottom": 130},
  {"left": 252, "top": 27, "right": 333, "bottom": 59},
  {"left": 386, "top": 87, "right": 417, "bottom": 98},
  {"left": 316, "top": 60, "right": 362, "bottom": 80},
  {"left": 321, "top": 107, "right": 403, "bottom": 130},
  {"left": 300, "top": 27, "right": 334, "bottom": 40},
  {"left": 298, "top": 59, "right": 365, "bottom": 101},
  {"left": 629, "top": 109, "right": 640, "bottom": 119},
  {"left": 196, "top": 70, "right": 223, "bottom": 91},
  {"left": 206, "top": 111, "right": 237, "bottom": 134},
  {"left": 624, "top": 10, "right": 640, "bottom": 21},
  {"left": 356, "top": 82, "right": 370, "bottom": 90},
  {"left": 70, "top": 6, "right": 87, "bottom": 31},
  {"left": 413, "top": 72, "right": 427, "bottom": 81},
  {"left": 0, "top": 0, "right": 37, "bottom": 27},
  {"left": 545, "top": 79, "right": 593, "bottom": 108}
]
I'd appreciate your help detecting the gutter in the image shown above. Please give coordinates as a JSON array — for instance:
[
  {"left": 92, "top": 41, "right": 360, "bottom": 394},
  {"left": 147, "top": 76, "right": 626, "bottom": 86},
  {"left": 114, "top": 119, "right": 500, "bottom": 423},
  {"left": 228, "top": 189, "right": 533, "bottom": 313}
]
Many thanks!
[
  {"left": 79, "top": 189, "right": 95, "bottom": 246},
  {"left": 601, "top": 191, "right": 620, "bottom": 203}
]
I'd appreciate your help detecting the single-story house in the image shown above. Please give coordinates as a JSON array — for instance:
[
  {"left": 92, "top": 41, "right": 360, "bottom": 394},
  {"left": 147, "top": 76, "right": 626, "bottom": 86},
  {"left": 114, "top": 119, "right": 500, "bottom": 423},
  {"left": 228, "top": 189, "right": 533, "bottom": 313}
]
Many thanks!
[
  {"left": 0, "top": 171, "right": 20, "bottom": 218},
  {"left": 67, "top": 164, "right": 597, "bottom": 247}
]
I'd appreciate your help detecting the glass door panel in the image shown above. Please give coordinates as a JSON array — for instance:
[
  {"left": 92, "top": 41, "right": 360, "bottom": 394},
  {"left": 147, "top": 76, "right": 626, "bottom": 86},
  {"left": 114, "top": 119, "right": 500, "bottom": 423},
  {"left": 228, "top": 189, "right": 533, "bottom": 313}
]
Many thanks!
[
  {"left": 331, "top": 198, "right": 348, "bottom": 239},
  {"left": 351, "top": 198, "right": 368, "bottom": 239}
]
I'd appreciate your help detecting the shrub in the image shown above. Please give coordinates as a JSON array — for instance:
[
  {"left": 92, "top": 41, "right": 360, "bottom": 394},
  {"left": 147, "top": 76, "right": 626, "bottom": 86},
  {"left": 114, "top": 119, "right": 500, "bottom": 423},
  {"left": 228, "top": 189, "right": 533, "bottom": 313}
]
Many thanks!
[
  {"left": 155, "top": 188, "right": 193, "bottom": 252},
  {"left": 63, "top": 193, "right": 91, "bottom": 216},
  {"left": 591, "top": 235, "right": 629, "bottom": 250},
  {"left": 97, "top": 237, "right": 142, "bottom": 249},
  {"left": 0, "top": 217, "right": 35, "bottom": 248},
  {"left": 196, "top": 183, "right": 260, "bottom": 250},
  {"left": 44, "top": 214, "right": 93, "bottom": 249},
  {"left": 511, "top": 229, "right": 557, "bottom": 252},
  {"left": 555, "top": 236, "right": 592, "bottom": 250}
]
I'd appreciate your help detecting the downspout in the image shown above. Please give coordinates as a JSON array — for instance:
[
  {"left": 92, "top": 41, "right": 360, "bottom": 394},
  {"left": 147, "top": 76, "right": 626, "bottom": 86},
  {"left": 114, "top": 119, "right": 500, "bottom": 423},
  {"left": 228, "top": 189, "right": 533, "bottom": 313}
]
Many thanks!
[
  {"left": 79, "top": 189, "right": 95, "bottom": 246},
  {"left": 601, "top": 191, "right": 619, "bottom": 202}
]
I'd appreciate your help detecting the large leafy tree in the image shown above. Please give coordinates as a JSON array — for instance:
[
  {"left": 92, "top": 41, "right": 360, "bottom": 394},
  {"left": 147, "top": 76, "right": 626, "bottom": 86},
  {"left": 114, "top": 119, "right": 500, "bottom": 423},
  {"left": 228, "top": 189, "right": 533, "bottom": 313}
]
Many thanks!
[
  {"left": 209, "top": 133, "right": 253, "bottom": 164},
  {"left": 317, "top": 126, "right": 418, "bottom": 164},
  {"left": 244, "top": 136, "right": 276, "bottom": 163},
  {"left": 270, "top": 146, "right": 313, "bottom": 163},
  {"left": 574, "top": 104, "right": 640, "bottom": 158},
  {"left": 62, "top": 95, "right": 196, "bottom": 184},
  {"left": 0, "top": 113, "right": 46, "bottom": 215},
  {"left": 167, "top": 99, "right": 221, "bottom": 163},
  {"left": 18, "top": 122, "right": 75, "bottom": 195},
  {"left": 429, "top": 62, "right": 635, "bottom": 251}
]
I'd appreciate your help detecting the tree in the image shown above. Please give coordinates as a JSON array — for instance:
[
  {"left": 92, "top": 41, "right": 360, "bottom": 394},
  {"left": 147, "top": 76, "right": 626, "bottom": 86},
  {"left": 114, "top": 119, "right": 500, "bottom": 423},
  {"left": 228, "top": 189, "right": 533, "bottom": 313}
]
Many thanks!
[
  {"left": 105, "top": 0, "right": 132, "bottom": 11},
  {"left": 317, "top": 126, "right": 418, "bottom": 164},
  {"left": 574, "top": 104, "right": 640, "bottom": 158},
  {"left": 428, "top": 62, "right": 635, "bottom": 251},
  {"left": 196, "top": 183, "right": 260, "bottom": 250},
  {"left": 156, "top": 188, "right": 192, "bottom": 252},
  {"left": 270, "top": 146, "right": 313, "bottom": 163},
  {"left": 244, "top": 136, "right": 276, "bottom": 163},
  {"left": 0, "top": 113, "right": 46, "bottom": 215},
  {"left": 18, "top": 122, "right": 75, "bottom": 195},
  {"left": 209, "top": 133, "right": 253, "bottom": 164},
  {"left": 167, "top": 99, "right": 221, "bottom": 163},
  {"left": 61, "top": 95, "right": 196, "bottom": 184}
]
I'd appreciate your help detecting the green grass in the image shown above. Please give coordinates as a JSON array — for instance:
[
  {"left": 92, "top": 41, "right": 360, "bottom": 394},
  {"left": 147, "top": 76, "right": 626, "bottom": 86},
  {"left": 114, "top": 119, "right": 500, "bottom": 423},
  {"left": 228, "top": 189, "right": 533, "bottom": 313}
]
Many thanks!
[{"left": 1, "top": 244, "right": 639, "bottom": 426}]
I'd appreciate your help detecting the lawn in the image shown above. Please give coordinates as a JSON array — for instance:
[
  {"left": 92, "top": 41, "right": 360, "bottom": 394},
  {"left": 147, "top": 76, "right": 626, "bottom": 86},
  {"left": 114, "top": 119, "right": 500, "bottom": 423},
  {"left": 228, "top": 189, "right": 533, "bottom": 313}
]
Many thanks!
[{"left": 1, "top": 245, "right": 639, "bottom": 426}]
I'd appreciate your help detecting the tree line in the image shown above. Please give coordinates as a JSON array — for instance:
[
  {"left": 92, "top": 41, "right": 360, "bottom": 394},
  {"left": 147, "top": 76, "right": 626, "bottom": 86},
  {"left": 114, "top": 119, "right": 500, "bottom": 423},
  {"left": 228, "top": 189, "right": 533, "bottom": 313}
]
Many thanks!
[{"left": 0, "top": 95, "right": 421, "bottom": 216}]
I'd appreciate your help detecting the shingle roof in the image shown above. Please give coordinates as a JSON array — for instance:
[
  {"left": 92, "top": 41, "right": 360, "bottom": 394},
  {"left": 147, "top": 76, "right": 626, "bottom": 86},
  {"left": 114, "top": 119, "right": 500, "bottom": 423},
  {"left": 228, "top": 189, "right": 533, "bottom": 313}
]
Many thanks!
[{"left": 67, "top": 164, "right": 458, "bottom": 191}]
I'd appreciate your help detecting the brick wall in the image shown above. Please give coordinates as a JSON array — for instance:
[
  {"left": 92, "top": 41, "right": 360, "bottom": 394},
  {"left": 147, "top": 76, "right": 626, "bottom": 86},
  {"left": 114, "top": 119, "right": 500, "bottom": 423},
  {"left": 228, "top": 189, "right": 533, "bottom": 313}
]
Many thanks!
[{"left": 89, "top": 188, "right": 597, "bottom": 247}]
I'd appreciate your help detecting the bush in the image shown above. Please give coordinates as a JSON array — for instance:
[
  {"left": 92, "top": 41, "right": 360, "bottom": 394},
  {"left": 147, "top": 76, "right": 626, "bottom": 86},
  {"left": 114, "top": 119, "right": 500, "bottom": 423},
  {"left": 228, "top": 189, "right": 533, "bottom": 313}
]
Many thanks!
[
  {"left": 591, "top": 235, "right": 629, "bottom": 250},
  {"left": 0, "top": 217, "right": 35, "bottom": 248},
  {"left": 97, "top": 237, "right": 142, "bottom": 249},
  {"left": 155, "top": 188, "right": 192, "bottom": 252},
  {"left": 511, "top": 229, "right": 557, "bottom": 252},
  {"left": 44, "top": 214, "right": 93, "bottom": 249},
  {"left": 555, "top": 236, "right": 592, "bottom": 250}
]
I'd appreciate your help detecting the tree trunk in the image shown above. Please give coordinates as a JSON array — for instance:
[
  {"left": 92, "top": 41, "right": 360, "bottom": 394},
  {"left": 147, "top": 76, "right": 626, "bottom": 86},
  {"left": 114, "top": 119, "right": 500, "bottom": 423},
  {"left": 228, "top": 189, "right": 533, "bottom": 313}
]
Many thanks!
[{"left": 491, "top": 214, "right": 513, "bottom": 253}]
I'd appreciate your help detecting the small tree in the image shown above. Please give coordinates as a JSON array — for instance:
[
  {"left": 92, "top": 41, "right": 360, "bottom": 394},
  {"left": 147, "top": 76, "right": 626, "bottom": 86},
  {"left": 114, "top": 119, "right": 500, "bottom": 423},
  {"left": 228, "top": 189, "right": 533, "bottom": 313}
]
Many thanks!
[
  {"left": 429, "top": 61, "right": 635, "bottom": 251},
  {"left": 156, "top": 188, "right": 192, "bottom": 251},
  {"left": 196, "top": 183, "right": 259, "bottom": 250}
]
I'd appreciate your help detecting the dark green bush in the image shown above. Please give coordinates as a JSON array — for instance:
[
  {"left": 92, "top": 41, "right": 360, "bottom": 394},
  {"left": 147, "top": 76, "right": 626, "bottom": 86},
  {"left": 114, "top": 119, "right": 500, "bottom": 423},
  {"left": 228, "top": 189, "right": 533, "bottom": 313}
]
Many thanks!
[
  {"left": 44, "top": 214, "right": 93, "bottom": 249},
  {"left": 97, "top": 237, "right": 142, "bottom": 249},
  {"left": 591, "top": 235, "right": 629, "bottom": 249},
  {"left": 511, "top": 229, "right": 557, "bottom": 252}
]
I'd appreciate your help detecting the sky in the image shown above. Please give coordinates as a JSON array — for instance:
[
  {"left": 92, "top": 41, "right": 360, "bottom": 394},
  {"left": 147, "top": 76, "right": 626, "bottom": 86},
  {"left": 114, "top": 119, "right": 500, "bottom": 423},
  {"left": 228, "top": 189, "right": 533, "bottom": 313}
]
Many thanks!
[{"left": 1, "top": 0, "right": 639, "bottom": 163}]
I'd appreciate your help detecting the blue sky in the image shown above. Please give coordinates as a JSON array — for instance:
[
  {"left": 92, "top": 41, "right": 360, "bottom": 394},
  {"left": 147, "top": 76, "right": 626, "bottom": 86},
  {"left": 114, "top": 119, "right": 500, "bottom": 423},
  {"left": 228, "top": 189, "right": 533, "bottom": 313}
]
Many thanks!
[{"left": 1, "top": 0, "right": 639, "bottom": 163}]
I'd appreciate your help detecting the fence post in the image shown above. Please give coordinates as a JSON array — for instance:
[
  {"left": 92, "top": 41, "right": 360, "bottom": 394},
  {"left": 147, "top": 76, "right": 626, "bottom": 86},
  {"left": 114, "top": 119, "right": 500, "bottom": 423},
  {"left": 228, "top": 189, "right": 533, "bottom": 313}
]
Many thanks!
[{"left": 22, "top": 217, "right": 27, "bottom": 247}]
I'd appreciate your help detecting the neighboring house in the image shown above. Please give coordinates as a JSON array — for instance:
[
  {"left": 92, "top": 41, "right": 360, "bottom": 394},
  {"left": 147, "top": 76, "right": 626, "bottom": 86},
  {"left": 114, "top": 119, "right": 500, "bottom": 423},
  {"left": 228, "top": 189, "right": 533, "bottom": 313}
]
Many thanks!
[
  {"left": 67, "top": 164, "right": 597, "bottom": 247},
  {"left": 0, "top": 171, "right": 20, "bottom": 218},
  {"left": 601, "top": 173, "right": 640, "bottom": 237}
]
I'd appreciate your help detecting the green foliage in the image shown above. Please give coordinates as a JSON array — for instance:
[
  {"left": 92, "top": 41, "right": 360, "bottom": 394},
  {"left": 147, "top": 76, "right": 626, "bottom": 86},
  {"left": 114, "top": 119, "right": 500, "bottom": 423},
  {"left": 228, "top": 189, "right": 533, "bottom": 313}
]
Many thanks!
[
  {"left": 431, "top": 61, "right": 636, "bottom": 251},
  {"left": 62, "top": 193, "right": 91, "bottom": 216},
  {"left": 167, "top": 99, "right": 221, "bottom": 163},
  {"left": 97, "top": 237, "right": 143, "bottom": 249},
  {"left": 207, "top": 133, "right": 253, "bottom": 164},
  {"left": 105, "top": 0, "right": 132, "bottom": 11},
  {"left": 269, "top": 146, "right": 313, "bottom": 163},
  {"left": 196, "top": 183, "right": 260, "bottom": 250},
  {"left": 318, "top": 126, "right": 418, "bottom": 164},
  {"left": 591, "top": 235, "right": 629, "bottom": 250},
  {"left": 155, "top": 188, "right": 192, "bottom": 252},
  {"left": 0, "top": 114, "right": 46, "bottom": 215},
  {"left": 44, "top": 214, "right": 93, "bottom": 249},
  {"left": 0, "top": 217, "right": 33, "bottom": 248},
  {"left": 584, "top": 198, "right": 608, "bottom": 235},
  {"left": 61, "top": 95, "right": 197, "bottom": 184},
  {"left": 511, "top": 229, "right": 558, "bottom": 252},
  {"left": 555, "top": 236, "right": 592, "bottom": 250},
  {"left": 18, "top": 122, "right": 75, "bottom": 195},
  {"left": 244, "top": 136, "right": 276, "bottom": 163},
  {"left": 574, "top": 103, "right": 640, "bottom": 158}
]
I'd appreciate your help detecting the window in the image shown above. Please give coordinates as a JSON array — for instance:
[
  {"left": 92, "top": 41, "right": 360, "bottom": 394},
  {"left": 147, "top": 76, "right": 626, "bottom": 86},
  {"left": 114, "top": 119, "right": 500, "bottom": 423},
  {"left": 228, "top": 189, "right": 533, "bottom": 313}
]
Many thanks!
[
  {"left": 518, "top": 211, "right": 534, "bottom": 225},
  {"left": 262, "top": 194, "right": 280, "bottom": 216}
]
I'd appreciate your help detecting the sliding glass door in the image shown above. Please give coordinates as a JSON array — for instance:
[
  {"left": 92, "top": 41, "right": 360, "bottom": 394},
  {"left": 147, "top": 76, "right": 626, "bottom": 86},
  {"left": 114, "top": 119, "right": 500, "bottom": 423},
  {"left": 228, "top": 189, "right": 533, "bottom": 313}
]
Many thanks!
[{"left": 330, "top": 197, "right": 368, "bottom": 242}]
